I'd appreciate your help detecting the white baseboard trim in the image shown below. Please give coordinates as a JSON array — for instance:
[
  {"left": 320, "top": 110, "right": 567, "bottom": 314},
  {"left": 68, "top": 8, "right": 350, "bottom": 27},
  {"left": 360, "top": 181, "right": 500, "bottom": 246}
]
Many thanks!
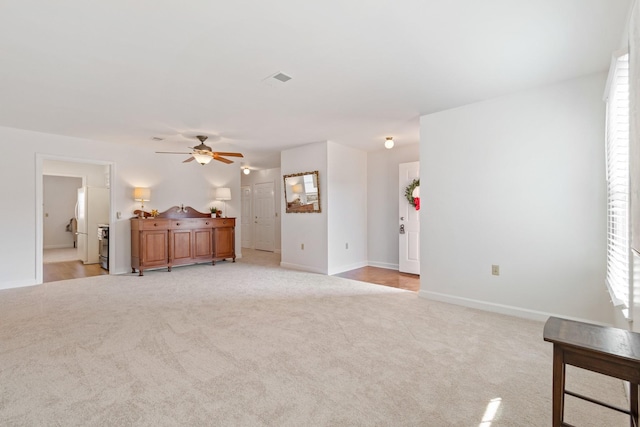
[
  {"left": 419, "top": 290, "right": 610, "bottom": 325},
  {"left": 368, "top": 261, "right": 399, "bottom": 270},
  {"left": 0, "top": 279, "right": 39, "bottom": 291},
  {"left": 280, "top": 262, "right": 326, "bottom": 275},
  {"left": 329, "top": 261, "right": 368, "bottom": 275},
  {"left": 44, "top": 244, "right": 75, "bottom": 250}
]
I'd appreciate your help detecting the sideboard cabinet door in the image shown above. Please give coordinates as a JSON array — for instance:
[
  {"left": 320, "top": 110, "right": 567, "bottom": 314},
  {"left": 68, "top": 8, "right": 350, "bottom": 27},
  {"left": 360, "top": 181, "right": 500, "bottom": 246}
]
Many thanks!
[
  {"left": 141, "top": 230, "right": 169, "bottom": 266},
  {"left": 213, "top": 226, "right": 235, "bottom": 260}
]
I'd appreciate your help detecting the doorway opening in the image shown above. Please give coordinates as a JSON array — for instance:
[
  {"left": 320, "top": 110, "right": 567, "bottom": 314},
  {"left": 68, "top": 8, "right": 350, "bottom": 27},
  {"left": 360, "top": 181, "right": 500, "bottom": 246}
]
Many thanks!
[{"left": 36, "top": 155, "right": 114, "bottom": 284}]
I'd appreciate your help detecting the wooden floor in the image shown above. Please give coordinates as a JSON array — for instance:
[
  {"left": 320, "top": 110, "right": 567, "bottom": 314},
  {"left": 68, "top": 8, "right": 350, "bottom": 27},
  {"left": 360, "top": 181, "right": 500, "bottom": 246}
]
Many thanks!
[
  {"left": 334, "top": 266, "right": 420, "bottom": 292},
  {"left": 43, "top": 261, "right": 108, "bottom": 283}
]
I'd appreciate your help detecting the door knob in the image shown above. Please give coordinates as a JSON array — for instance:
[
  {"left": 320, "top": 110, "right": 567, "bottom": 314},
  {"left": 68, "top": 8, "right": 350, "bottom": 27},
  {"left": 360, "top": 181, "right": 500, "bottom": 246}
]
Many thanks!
[{"left": 399, "top": 224, "right": 405, "bottom": 234}]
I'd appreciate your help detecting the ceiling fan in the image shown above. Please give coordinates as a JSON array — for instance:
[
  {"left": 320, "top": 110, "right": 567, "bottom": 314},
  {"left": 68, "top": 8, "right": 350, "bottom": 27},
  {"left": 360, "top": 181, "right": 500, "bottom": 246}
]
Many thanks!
[{"left": 155, "top": 135, "right": 243, "bottom": 165}]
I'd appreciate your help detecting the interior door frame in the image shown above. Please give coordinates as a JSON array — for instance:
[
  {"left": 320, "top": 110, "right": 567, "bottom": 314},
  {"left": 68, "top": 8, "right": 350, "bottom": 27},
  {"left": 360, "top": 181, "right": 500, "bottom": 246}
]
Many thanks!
[{"left": 35, "top": 153, "right": 115, "bottom": 284}]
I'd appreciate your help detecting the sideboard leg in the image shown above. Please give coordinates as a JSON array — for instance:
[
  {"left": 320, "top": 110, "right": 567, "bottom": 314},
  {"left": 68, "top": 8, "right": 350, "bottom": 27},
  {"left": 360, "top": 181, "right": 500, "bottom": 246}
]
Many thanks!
[
  {"left": 631, "top": 382, "right": 638, "bottom": 427},
  {"left": 139, "top": 270, "right": 144, "bottom": 277}
]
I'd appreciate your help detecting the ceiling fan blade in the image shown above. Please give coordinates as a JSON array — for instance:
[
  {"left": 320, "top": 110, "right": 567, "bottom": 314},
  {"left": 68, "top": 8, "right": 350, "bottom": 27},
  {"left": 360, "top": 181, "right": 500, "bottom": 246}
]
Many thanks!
[
  {"left": 213, "top": 155, "right": 234, "bottom": 164},
  {"left": 213, "top": 152, "right": 244, "bottom": 157},
  {"left": 156, "top": 151, "right": 191, "bottom": 154},
  {"left": 183, "top": 157, "right": 196, "bottom": 163}
]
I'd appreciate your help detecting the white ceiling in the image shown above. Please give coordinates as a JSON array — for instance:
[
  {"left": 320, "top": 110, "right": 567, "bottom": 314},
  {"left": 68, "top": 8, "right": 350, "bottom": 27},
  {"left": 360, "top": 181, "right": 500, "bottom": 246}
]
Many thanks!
[{"left": 0, "top": 0, "right": 631, "bottom": 169}]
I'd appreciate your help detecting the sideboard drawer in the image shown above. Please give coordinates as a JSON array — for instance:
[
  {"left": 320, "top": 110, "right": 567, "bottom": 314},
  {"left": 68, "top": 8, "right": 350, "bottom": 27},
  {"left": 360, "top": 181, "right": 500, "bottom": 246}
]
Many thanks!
[
  {"left": 212, "top": 218, "right": 235, "bottom": 227},
  {"left": 171, "top": 219, "right": 213, "bottom": 229},
  {"left": 140, "top": 219, "right": 171, "bottom": 230}
]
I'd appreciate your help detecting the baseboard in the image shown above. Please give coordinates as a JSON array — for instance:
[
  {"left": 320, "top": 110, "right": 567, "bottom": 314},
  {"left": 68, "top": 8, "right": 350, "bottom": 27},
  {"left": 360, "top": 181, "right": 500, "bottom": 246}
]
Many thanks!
[
  {"left": 419, "top": 290, "right": 611, "bottom": 325},
  {"left": 367, "top": 261, "right": 399, "bottom": 270},
  {"left": 0, "top": 279, "right": 39, "bottom": 291},
  {"left": 44, "top": 244, "right": 75, "bottom": 250},
  {"left": 280, "top": 262, "right": 326, "bottom": 275},
  {"left": 328, "top": 261, "right": 368, "bottom": 275}
]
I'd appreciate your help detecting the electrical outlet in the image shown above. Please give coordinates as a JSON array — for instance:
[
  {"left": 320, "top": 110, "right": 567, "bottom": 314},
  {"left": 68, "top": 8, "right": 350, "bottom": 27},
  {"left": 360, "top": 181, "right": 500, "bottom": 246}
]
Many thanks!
[
  {"left": 492, "top": 265, "right": 500, "bottom": 276},
  {"left": 301, "top": 243, "right": 304, "bottom": 250}
]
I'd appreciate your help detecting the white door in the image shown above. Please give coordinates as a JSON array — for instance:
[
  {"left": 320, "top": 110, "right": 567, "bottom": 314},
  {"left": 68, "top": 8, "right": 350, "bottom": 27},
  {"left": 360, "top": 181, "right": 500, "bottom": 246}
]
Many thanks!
[
  {"left": 254, "top": 182, "right": 275, "bottom": 252},
  {"left": 241, "top": 185, "right": 253, "bottom": 248},
  {"left": 399, "top": 162, "right": 420, "bottom": 274}
]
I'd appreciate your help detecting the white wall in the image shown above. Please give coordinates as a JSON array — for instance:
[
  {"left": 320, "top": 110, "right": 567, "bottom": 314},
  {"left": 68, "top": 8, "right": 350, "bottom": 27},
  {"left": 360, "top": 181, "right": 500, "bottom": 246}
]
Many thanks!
[
  {"left": 281, "top": 142, "right": 328, "bottom": 273},
  {"left": 419, "top": 73, "right": 614, "bottom": 324},
  {"left": 240, "top": 167, "right": 282, "bottom": 253},
  {"left": 367, "top": 144, "right": 420, "bottom": 269},
  {"left": 0, "top": 125, "right": 241, "bottom": 289},
  {"left": 327, "top": 142, "right": 367, "bottom": 274},
  {"left": 43, "top": 176, "right": 82, "bottom": 249},
  {"left": 44, "top": 160, "right": 108, "bottom": 187}
]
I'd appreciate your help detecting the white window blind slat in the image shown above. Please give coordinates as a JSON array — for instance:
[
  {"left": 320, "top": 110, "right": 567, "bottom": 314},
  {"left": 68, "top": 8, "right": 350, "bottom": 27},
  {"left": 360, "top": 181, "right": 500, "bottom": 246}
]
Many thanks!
[{"left": 605, "top": 52, "right": 630, "bottom": 308}]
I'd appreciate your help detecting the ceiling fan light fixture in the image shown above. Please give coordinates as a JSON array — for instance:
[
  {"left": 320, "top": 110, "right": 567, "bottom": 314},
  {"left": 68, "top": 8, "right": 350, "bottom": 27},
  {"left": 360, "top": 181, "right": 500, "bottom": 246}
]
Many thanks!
[
  {"left": 385, "top": 137, "right": 394, "bottom": 149},
  {"left": 193, "top": 152, "right": 212, "bottom": 165}
]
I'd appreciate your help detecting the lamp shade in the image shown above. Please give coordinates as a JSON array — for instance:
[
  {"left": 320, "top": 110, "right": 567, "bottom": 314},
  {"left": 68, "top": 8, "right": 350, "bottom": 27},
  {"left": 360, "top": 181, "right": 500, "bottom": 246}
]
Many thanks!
[
  {"left": 215, "top": 187, "right": 231, "bottom": 200},
  {"left": 193, "top": 153, "right": 213, "bottom": 165},
  {"left": 292, "top": 184, "right": 304, "bottom": 194},
  {"left": 133, "top": 187, "right": 151, "bottom": 201}
]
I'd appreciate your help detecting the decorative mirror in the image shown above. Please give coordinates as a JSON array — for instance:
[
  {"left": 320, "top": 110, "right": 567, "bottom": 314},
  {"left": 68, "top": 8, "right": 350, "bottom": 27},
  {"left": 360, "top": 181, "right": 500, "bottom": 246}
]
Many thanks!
[{"left": 283, "top": 171, "right": 321, "bottom": 213}]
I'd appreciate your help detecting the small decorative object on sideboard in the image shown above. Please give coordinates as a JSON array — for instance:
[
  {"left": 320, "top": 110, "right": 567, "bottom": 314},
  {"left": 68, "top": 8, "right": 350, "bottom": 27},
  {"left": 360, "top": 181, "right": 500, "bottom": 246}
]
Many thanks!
[{"left": 210, "top": 207, "right": 221, "bottom": 218}]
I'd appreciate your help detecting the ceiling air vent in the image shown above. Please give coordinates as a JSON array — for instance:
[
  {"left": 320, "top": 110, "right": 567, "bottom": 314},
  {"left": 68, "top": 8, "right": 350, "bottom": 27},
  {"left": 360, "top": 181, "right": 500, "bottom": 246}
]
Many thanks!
[
  {"left": 273, "top": 72, "right": 292, "bottom": 83},
  {"left": 263, "top": 71, "right": 293, "bottom": 87}
]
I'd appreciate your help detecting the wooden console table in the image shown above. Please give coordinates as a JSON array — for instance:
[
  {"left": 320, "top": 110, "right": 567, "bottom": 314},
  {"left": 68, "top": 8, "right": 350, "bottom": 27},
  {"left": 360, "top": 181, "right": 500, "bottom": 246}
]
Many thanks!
[
  {"left": 131, "top": 206, "right": 235, "bottom": 276},
  {"left": 543, "top": 316, "right": 640, "bottom": 427}
]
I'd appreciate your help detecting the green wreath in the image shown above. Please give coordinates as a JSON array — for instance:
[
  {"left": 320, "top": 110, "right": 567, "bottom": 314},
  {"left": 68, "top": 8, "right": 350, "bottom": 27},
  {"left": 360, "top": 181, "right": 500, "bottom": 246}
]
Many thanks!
[{"left": 405, "top": 178, "right": 420, "bottom": 207}]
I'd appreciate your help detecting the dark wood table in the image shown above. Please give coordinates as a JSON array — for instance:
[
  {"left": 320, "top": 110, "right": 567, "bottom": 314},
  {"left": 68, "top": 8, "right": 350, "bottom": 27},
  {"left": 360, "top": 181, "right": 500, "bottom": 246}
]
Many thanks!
[{"left": 543, "top": 316, "right": 640, "bottom": 427}]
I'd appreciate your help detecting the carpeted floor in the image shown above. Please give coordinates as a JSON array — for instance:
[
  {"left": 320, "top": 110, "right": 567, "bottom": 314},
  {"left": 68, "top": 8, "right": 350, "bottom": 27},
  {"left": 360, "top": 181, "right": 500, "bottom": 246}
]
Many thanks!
[{"left": 0, "top": 256, "right": 629, "bottom": 426}]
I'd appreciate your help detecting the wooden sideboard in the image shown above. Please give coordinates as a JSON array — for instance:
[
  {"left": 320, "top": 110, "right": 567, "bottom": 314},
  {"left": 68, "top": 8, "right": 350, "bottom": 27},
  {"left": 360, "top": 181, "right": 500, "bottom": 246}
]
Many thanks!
[{"left": 131, "top": 206, "right": 235, "bottom": 276}]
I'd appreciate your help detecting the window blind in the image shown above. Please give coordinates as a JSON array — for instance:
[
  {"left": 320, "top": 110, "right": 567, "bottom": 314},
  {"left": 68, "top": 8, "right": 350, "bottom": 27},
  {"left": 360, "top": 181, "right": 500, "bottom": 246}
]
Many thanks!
[{"left": 605, "top": 53, "right": 630, "bottom": 307}]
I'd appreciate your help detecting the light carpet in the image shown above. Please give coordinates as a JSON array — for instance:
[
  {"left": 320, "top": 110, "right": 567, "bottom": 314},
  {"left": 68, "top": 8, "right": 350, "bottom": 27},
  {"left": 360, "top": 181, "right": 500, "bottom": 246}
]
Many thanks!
[{"left": 0, "top": 258, "right": 629, "bottom": 426}]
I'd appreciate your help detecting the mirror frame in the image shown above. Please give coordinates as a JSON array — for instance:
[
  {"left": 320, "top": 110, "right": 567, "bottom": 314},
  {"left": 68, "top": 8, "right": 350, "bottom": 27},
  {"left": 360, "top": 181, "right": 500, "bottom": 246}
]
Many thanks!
[{"left": 283, "top": 170, "right": 321, "bottom": 213}]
